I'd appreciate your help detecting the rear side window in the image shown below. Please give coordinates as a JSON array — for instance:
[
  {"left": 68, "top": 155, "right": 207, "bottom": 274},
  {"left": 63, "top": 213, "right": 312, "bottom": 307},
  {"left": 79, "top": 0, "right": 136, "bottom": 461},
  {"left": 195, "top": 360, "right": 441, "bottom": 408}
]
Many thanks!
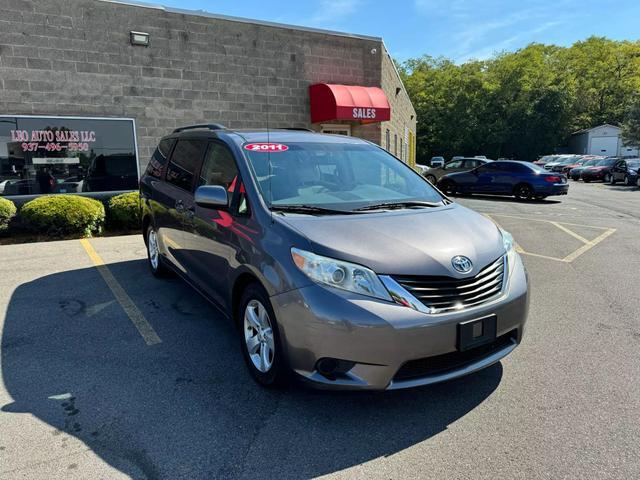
[
  {"left": 166, "top": 139, "right": 207, "bottom": 191},
  {"left": 145, "top": 138, "right": 175, "bottom": 179}
]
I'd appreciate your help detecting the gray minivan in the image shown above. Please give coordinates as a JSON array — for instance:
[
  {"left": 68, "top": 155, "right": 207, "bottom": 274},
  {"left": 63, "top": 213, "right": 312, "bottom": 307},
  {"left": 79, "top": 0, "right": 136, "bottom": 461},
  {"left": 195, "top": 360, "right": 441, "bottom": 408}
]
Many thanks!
[{"left": 140, "top": 125, "right": 529, "bottom": 390}]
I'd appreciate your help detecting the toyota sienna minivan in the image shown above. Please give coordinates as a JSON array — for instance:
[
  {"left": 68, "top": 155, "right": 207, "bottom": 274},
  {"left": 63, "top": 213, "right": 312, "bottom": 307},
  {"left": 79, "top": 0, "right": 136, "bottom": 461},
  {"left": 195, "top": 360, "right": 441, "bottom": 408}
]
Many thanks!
[{"left": 140, "top": 125, "right": 529, "bottom": 390}]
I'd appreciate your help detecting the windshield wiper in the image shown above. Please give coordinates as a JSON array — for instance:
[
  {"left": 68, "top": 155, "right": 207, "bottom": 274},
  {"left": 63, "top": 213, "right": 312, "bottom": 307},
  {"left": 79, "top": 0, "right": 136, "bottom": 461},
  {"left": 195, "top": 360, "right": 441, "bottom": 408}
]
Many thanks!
[
  {"left": 353, "top": 200, "right": 446, "bottom": 211},
  {"left": 270, "top": 204, "right": 356, "bottom": 215}
]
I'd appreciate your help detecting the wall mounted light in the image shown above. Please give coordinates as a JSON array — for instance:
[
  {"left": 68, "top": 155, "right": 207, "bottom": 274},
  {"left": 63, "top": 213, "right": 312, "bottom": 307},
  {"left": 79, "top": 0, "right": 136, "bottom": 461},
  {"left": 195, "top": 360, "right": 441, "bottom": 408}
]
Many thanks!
[{"left": 130, "top": 31, "right": 150, "bottom": 46}]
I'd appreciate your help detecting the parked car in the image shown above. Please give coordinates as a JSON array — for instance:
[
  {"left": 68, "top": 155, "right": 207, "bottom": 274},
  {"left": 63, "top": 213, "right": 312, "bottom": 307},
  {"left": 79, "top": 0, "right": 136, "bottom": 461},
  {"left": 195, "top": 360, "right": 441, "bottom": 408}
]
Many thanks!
[
  {"left": 581, "top": 158, "right": 618, "bottom": 183},
  {"left": 569, "top": 158, "right": 600, "bottom": 180},
  {"left": 423, "top": 157, "right": 492, "bottom": 184},
  {"left": 140, "top": 125, "right": 529, "bottom": 390},
  {"left": 438, "top": 160, "right": 569, "bottom": 200},
  {"left": 429, "top": 156, "right": 445, "bottom": 167},
  {"left": 548, "top": 155, "right": 583, "bottom": 173},
  {"left": 534, "top": 155, "right": 559, "bottom": 166},
  {"left": 560, "top": 156, "right": 602, "bottom": 175},
  {"left": 609, "top": 158, "right": 640, "bottom": 186},
  {"left": 544, "top": 155, "right": 575, "bottom": 171}
]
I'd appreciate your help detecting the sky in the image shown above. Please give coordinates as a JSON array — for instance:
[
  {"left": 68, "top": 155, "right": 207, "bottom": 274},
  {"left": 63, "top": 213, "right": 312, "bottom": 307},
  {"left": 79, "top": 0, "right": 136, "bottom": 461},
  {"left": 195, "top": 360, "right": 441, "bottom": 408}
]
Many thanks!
[{"left": 150, "top": 0, "right": 640, "bottom": 62}]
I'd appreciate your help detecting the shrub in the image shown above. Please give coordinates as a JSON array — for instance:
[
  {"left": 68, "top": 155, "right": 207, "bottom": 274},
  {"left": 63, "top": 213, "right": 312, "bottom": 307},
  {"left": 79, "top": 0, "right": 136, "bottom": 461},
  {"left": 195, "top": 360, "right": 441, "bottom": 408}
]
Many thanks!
[
  {"left": 20, "top": 195, "right": 105, "bottom": 238},
  {"left": 0, "top": 197, "right": 17, "bottom": 234},
  {"left": 107, "top": 191, "right": 141, "bottom": 231}
]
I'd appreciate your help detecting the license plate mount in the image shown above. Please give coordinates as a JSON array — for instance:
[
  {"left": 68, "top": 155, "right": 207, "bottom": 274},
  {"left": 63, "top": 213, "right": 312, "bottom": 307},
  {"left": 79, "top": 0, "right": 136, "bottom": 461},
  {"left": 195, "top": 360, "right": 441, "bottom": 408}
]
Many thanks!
[{"left": 457, "top": 315, "right": 497, "bottom": 351}]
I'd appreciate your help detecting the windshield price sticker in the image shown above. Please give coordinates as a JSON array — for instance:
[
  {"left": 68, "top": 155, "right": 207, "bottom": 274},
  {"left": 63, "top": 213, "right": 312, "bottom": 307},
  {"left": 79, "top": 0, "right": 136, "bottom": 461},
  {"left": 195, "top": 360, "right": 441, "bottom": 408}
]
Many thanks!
[{"left": 244, "top": 143, "right": 289, "bottom": 152}]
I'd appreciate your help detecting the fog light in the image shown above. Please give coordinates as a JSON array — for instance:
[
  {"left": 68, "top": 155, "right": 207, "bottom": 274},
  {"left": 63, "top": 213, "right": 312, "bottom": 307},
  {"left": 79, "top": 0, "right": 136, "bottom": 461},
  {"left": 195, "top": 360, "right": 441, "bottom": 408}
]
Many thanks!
[{"left": 315, "top": 358, "right": 356, "bottom": 380}]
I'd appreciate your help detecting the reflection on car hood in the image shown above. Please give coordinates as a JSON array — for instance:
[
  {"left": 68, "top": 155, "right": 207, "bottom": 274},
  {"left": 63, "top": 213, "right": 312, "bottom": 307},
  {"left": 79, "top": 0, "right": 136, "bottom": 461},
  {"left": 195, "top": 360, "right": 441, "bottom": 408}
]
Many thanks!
[{"left": 279, "top": 203, "right": 504, "bottom": 276}]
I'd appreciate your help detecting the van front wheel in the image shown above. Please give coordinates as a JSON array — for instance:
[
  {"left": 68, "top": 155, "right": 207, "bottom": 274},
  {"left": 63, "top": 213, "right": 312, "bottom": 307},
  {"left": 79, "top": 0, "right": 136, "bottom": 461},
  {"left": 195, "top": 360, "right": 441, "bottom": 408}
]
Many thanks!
[{"left": 238, "top": 284, "right": 288, "bottom": 388}]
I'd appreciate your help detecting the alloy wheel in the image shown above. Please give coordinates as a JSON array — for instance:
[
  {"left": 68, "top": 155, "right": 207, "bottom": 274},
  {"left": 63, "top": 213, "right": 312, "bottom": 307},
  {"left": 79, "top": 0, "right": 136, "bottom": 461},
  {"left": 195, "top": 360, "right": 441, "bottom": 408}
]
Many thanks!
[
  {"left": 515, "top": 184, "right": 532, "bottom": 200},
  {"left": 624, "top": 175, "right": 630, "bottom": 186},
  {"left": 243, "top": 299, "right": 275, "bottom": 373},
  {"left": 148, "top": 228, "right": 159, "bottom": 270},
  {"left": 604, "top": 173, "right": 612, "bottom": 183}
]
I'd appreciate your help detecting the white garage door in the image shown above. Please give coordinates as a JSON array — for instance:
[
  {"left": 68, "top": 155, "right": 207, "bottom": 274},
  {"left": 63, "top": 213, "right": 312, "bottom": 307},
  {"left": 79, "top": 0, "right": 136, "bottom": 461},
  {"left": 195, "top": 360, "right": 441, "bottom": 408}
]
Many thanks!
[{"left": 589, "top": 136, "right": 618, "bottom": 156}]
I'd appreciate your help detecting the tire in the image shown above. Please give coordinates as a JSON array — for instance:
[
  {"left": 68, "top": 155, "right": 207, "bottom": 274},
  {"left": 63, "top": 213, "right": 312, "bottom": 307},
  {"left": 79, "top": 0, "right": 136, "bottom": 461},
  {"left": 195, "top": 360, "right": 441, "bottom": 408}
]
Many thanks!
[
  {"left": 609, "top": 174, "right": 616, "bottom": 185},
  {"left": 146, "top": 225, "right": 173, "bottom": 278},
  {"left": 637, "top": 177, "right": 640, "bottom": 188},
  {"left": 514, "top": 183, "right": 533, "bottom": 201},
  {"left": 238, "top": 283, "right": 288, "bottom": 388},
  {"left": 603, "top": 173, "right": 612, "bottom": 183},
  {"left": 583, "top": 179, "right": 590, "bottom": 183},
  {"left": 440, "top": 180, "right": 457, "bottom": 195},
  {"left": 624, "top": 175, "right": 630, "bottom": 186},
  {"left": 425, "top": 174, "right": 436, "bottom": 185}
]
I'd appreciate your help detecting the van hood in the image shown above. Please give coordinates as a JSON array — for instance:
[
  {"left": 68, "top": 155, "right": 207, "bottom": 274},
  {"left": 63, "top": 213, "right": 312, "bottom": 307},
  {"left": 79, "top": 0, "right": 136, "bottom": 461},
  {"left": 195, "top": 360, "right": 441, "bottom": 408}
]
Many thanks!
[{"left": 278, "top": 204, "right": 505, "bottom": 277}]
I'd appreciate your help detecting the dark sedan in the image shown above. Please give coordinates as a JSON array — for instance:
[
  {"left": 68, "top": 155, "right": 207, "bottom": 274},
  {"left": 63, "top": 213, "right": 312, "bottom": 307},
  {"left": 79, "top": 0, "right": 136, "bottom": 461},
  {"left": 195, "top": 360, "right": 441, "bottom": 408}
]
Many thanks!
[
  {"left": 581, "top": 158, "right": 617, "bottom": 183},
  {"left": 569, "top": 158, "right": 599, "bottom": 180},
  {"left": 438, "top": 160, "right": 569, "bottom": 200},
  {"left": 609, "top": 158, "right": 640, "bottom": 186}
]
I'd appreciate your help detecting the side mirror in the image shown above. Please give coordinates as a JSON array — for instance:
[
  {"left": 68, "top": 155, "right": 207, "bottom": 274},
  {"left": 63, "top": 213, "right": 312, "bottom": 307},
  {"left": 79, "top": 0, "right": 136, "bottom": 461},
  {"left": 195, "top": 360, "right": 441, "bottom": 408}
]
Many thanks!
[{"left": 195, "top": 185, "right": 228, "bottom": 208}]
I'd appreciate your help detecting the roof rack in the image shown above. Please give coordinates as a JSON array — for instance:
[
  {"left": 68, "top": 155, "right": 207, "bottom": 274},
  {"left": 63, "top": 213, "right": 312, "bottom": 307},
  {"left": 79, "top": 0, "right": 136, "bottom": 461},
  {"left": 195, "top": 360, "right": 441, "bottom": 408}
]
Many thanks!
[
  {"left": 280, "top": 127, "right": 314, "bottom": 132},
  {"left": 173, "top": 123, "right": 226, "bottom": 133}
]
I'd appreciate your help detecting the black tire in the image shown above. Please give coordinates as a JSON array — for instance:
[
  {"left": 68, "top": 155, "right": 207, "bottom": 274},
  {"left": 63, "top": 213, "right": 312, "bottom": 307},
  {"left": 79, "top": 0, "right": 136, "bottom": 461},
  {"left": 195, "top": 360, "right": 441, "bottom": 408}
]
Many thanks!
[
  {"left": 609, "top": 174, "right": 616, "bottom": 185},
  {"left": 624, "top": 175, "right": 630, "bottom": 186},
  {"left": 237, "top": 283, "right": 288, "bottom": 388},
  {"left": 603, "top": 173, "right": 612, "bottom": 183},
  {"left": 426, "top": 174, "right": 436, "bottom": 185},
  {"left": 440, "top": 180, "right": 457, "bottom": 195},
  {"left": 514, "top": 183, "right": 533, "bottom": 201},
  {"left": 145, "top": 225, "right": 173, "bottom": 278},
  {"left": 583, "top": 179, "right": 590, "bottom": 183}
]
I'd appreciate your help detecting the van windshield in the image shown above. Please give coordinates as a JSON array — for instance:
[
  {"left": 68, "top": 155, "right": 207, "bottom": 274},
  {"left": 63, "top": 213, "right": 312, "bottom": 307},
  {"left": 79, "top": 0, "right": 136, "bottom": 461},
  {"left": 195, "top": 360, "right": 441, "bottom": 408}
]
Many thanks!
[{"left": 243, "top": 142, "right": 445, "bottom": 211}]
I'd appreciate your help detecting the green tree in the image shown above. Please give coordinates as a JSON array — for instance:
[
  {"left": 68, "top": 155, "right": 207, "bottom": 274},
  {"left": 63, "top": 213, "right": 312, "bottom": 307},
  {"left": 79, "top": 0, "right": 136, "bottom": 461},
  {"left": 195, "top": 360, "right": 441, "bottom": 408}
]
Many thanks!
[
  {"left": 621, "top": 96, "right": 640, "bottom": 148},
  {"left": 399, "top": 37, "right": 640, "bottom": 161}
]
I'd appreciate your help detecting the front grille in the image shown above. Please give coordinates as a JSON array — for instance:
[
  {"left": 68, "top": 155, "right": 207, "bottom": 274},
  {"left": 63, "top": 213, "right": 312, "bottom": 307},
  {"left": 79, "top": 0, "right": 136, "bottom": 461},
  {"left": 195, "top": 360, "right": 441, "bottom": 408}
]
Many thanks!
[
  {"left": 393, "top": 256, "right": 505, "bottom": 313},
  {"left": 393, "top": 330, "right": 517, "bottom": 381}
]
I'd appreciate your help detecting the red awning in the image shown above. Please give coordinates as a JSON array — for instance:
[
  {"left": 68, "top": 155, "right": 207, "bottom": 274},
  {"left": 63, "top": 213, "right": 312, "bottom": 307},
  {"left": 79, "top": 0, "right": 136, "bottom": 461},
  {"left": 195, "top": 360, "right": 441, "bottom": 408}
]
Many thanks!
[{"left": 309, "top": 84, "right": 391, "bottom": 124}]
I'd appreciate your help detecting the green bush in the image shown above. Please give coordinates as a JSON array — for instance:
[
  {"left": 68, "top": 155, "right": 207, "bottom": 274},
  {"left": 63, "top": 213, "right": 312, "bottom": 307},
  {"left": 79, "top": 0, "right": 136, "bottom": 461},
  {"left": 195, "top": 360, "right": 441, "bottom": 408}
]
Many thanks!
[
  {"left": 107, "top": 191, "right": 141, "bottom": 231},
  {"left": 20, "top": 195, "right": 105, "bottom": 238},
  {"left": 0, "top": 197, "right": 17, "bottom": 234}
]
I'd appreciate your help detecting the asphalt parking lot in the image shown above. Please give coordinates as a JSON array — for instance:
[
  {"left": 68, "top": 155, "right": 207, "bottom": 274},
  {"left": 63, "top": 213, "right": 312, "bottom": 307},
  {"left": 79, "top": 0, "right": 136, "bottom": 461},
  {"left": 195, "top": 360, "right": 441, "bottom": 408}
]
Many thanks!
[{"left": 1, "top": 181, "right": 639, "bottom": 480}]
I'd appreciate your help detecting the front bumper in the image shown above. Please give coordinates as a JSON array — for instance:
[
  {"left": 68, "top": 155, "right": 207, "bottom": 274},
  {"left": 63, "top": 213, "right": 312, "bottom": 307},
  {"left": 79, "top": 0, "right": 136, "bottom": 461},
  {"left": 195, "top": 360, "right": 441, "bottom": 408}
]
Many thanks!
[{"left": 271, "top": 254, "right": 529, "bottom": 390}]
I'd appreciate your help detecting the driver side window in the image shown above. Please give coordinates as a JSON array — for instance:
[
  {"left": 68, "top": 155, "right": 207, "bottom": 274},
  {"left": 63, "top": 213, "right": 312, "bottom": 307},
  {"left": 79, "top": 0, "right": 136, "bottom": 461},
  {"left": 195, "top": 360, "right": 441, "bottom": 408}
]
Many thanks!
[{"left": 199, "top": 143, "right": 238, "bottom": 190}]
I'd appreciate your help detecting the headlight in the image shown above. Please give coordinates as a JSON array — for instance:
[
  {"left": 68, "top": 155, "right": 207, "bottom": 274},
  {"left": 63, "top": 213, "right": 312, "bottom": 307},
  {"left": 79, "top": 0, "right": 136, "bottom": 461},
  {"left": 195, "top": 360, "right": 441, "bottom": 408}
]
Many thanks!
[
  {"left": 291, "top": 248, "right": 392, "bottom": 301},
  {"left": 499, "top": 228, "right": 518, "bottom": 278}
]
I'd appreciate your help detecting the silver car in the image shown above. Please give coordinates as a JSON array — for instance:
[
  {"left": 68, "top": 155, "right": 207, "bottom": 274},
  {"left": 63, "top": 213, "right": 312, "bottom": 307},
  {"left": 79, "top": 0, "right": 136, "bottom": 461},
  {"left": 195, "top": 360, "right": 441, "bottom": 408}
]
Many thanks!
[
  {"left": 140, "top": 126, "right": 529, "bottom": 390},
  {"left": 423, "top": 158, "right": 491, "bottom": 185}
]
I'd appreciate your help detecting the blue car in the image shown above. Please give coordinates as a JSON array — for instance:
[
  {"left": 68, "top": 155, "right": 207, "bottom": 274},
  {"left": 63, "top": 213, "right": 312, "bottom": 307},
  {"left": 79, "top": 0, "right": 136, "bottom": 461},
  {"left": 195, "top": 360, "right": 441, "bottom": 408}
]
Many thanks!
[{"left": 438, "top": 160, "right": 569, "bottom": 200}]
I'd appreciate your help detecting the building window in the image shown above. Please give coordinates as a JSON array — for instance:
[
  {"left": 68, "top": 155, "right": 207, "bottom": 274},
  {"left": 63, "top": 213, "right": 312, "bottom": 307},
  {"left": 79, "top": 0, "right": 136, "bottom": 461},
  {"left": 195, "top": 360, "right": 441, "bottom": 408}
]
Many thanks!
[
  {"left": 385, "top": 129, "right": 390, "bottom": 151},
  {"left": 394, "top": 134, "right": 398, "bottom": 157},
  {"left": 0, "top": 115, "right": 138, "bottom": 196}
]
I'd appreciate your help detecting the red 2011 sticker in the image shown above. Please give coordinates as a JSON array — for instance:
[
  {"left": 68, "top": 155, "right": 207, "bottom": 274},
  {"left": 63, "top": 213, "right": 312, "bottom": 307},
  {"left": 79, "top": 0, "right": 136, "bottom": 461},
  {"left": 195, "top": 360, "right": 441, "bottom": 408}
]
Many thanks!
[{"left": 243, "top": 143, "right": 289, "bottom": 152}]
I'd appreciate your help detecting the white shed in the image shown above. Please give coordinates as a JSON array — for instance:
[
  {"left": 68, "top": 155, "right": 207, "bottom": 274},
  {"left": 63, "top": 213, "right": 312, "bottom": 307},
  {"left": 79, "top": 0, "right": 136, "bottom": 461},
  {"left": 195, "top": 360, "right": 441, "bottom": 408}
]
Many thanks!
[{"left": 569, "top": 124, "right": 639, "bottom": 157}]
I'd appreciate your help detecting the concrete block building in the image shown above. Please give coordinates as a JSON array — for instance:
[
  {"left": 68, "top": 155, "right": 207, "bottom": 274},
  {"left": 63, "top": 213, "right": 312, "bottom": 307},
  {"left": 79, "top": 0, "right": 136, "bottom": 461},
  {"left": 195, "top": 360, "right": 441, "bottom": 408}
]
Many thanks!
[{"left": 0, "top": 0, "right": 417, "bottom": 199}]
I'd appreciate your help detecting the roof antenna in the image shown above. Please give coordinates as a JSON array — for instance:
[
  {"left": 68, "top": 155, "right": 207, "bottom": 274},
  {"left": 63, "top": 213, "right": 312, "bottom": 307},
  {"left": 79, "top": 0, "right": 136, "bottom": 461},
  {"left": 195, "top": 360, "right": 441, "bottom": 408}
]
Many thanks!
[{"left": 266, "top": 78, "right": 273, "bottom": 223}]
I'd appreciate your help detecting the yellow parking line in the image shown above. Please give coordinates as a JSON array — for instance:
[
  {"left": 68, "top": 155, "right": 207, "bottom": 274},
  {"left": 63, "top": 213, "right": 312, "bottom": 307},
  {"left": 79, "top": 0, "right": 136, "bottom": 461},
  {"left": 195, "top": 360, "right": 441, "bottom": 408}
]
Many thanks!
[
  {"left": 562, "top": 228, "right": 617, "bottom": 263},
  {"left": 549, "top": 221, "right": 590, "bottom": 244},
  {"left": 80, "top": 239, "right": 162, "bottom": 346}
]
